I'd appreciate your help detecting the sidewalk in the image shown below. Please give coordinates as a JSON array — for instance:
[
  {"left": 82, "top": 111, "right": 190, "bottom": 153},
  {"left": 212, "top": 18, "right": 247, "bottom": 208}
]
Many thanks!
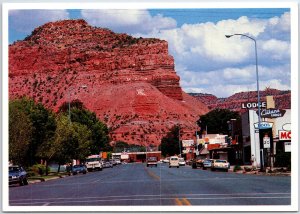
[
  {"left": 229, "top": 165, "right": 291, "bottom": 176},
  {"left": 28, "top": 174, "right": 69, "bottom": 184}
]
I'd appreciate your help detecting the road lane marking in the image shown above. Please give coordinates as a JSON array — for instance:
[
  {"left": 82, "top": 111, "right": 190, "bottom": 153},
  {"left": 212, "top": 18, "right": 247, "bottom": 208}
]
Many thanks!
[
  {"left": 174, "top": 198, "right": 182, "bottom": 205},
  {"left": 10, "top": 196, "right": 291, "bottom": 206},
  {"left": 10, "top": 192, "right": 291, "bottom": 202},
  {"left": 174, "top": 198, "right": 191, "bottom": 206},
  {"left": 144, "top": 166, "right": 160, "bottom": 181},
  {"left": 42, "top": 203, "right": 50, "bottom": 206},
  {"left": 181, "top": 198, "right": 191, "bottom": 205}
]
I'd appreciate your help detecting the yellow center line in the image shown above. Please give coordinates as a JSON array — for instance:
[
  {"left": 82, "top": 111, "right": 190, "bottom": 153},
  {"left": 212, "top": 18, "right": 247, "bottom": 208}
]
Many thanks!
[
  {"left": 144, "top": 166, "right": 160, "bottom": 181},
  {"left": 174, "top": 198, "right": 183, "bottom": 205},
  {"left": 181, "top": 198, "right": 192, "bottom": 206},
  {"left": 174, "top": 198, "right": 191, "bottom": 206}
]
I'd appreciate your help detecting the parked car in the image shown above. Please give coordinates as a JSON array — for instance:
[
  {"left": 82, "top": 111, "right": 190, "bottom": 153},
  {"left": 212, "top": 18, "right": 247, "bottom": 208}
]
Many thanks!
[
  {"left": 72, "top": 165, "right": 87, "bottom": 175},
  {"left": 202, "top": 159, "right": 214, "bottom": 170},
  {"left": 146, "top": 157, "right": 158, "bottom": 167},
  {"left": 178, "top": 158, "right": 186, "bottom": 166},
  {"left": 196, "top": 158, "right": 205, "bottom": 168},
  {"left": 9, "top": 165, "right": 28, "bottom": 186},
  {"left": 211, "top": 159, "right": 230, "bottom": 172},
  {"left": 163, "top": 157, "right": 170, "bottom": 163},
  {"left": 169, "top": 156, "right": 179, "bottom": 168},
  {"left": 103, "top": 161, "right": 113, "bottom": 168}
]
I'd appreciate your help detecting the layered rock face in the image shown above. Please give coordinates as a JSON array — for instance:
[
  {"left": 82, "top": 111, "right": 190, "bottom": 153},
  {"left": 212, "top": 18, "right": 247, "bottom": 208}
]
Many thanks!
[{"left": 9, "top": 19, "right": 208, "bottom": 146}]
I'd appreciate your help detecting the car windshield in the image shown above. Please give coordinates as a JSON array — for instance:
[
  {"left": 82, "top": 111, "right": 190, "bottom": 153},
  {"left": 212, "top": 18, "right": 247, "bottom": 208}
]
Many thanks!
[
  {"left": 147, "top": 157, "right": 157, "bottom": 161},
  {"left": 73, "top": 165, "right": 83, "bottom": 168},
  {"left": 215, "top": 160, "right": 227, "bottom": 163},
  {"left": 204, "top": 160, "right": 212, "bottom": 163},
  {"left": 86, "top": 158, "right": 100, "bottom": 162},
  {"left": 170, "top": 158, "right": 178, "bottom": 161},
  {"left": 9, "top": 167, "right": 22, "bottom": 172},
  {"left": 179, "top": 158, "right": 184, "bottom": 161}
]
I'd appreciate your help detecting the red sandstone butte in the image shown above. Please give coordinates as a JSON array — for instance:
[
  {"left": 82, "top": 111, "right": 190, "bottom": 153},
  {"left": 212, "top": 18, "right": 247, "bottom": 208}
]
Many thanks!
[{"left": 9, "top": 19, "right": 209, "bottom": 146}]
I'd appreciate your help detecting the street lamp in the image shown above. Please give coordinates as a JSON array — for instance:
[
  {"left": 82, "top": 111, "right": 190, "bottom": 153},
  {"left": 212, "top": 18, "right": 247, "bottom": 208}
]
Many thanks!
[
  {"left": 226, "top": 33, "right": 263, "bottom": 169},
  {"left": 68, "top": 85, "right": 87, "bottom": 123}
]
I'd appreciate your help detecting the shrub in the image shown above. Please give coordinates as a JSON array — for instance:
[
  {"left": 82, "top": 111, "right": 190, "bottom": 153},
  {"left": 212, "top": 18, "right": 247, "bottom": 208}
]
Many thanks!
[
  {"left": 244, "top": 166, "right": 252, "bottom": 172},
  {"left": 30, "top": 164, "right": 50, "bottom": 176},
  {"left": 233, "top": 165, "right": 242, "bottom": 172}
]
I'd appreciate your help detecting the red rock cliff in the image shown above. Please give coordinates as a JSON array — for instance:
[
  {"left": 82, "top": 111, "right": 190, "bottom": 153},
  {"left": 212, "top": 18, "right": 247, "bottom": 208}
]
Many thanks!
[{"left": 9, "top": 19, "right": 208, "bottom": 146}]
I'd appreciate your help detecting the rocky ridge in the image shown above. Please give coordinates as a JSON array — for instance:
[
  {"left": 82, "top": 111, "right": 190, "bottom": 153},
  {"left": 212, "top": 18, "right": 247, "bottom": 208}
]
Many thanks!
[{"left": 9, "top": 19, "right": 208, "bottom": 147}]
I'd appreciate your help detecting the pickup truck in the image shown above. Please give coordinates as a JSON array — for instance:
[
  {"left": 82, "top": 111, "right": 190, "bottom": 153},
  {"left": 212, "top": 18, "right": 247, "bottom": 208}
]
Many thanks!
[
  {"left": 85, "top": 155, "right": 103, "bottom": 171},
  {"left": 146, "top": 157, "right": 158, "bottom": 167}
]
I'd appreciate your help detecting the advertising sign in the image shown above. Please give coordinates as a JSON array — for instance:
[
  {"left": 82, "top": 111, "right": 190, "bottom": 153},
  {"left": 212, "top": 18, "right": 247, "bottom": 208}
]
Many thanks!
[
  {"left": 263, "top": 135, "right": 271, "bottom": 149},
  {"left": 259, "top": 128, "right": 273, "bottom": 151},
  {"left": 253, "top": 121, "right": 273, "bottom": 129},
  {"left": 241, "top": 101, "right": 266, "bottom": 109},
  {"left": 182, "top": 140, "right": 194, "bottom": 147},
  {"left": 279, "top": 131, "right": 291, "bottom": 140},
  {"left": 257, "top": 108, "right": 286, "bottom": 118},
  {"left": 284, "top": 142, "right": 291, "bottom": 152}
]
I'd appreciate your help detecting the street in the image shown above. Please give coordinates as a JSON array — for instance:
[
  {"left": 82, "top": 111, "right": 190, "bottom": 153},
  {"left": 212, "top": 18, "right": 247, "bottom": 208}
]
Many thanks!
[{"left": 9, "top": 163, "right": 291, "bottom": 206}]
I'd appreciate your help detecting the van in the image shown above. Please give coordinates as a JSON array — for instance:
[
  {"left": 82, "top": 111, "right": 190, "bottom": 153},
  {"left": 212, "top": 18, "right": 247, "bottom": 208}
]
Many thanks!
[{"left": 169, "top": 156, "right": 179, "bottom": 168}]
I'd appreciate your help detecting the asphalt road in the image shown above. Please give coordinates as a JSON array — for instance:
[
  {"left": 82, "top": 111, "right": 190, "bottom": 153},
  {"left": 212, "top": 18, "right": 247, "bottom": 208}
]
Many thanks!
[{"left": 9, "top": 163, "right": 291, "bottom": 206}]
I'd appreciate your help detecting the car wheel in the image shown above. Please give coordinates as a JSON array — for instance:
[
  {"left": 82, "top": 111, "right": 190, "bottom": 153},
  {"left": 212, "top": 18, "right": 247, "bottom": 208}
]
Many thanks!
[
  {"left": 203, "top": 167, "right": 206, "bottom": 170},
  {"left": 225, "top": 169, "right": 228, "bottom": 172},
  {"left": 83, "top": 171, "right": 86, "bottom": 174},
  {"left": 177, "top": 166, "right": 179, "bottom": 168},
  {"left": 23, "top": 178, "right": 28, "bottom": 185},
  {"left": 169, "top": 166, "right": 171, "bottom": 168},
  {"left": 211, "top": 168, "right": 215, "bottom": 171},
  {"left": 19, "top": 179, "right": 24, "bottom": 186}
]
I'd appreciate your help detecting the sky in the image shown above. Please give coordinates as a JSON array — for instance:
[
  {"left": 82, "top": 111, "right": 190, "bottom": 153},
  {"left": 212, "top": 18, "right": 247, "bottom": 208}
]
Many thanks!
[{"left": 8, "top": 8, "right": 291, "bottom": 98}]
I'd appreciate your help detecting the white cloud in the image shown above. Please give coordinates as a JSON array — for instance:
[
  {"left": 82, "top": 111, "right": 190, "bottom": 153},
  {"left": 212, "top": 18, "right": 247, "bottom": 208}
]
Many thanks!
[
  {"left": 261, "top": 39, "right": 290, "bottom": 60},
  {"left": 9, "top": 10, "right": 69, "bottom": 33},
  {"left": 81, "top": 9, "right": 176, "bottom": 34}
]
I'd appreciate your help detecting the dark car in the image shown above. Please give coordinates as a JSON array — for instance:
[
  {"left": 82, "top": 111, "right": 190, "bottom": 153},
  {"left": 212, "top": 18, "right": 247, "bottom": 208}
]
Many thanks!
[
  {"left": 71, "top": 165, "right": 87, "bottom": 175},
  {"left": 9, "top": 166, "right": 28, "bottom": 186}
]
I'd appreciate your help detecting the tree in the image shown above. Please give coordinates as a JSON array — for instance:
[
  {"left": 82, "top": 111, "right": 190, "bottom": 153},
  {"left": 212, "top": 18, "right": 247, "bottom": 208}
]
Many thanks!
[
  {"left": 159, "top": 125, "right": 181, "bottom": 157},
  {"left": 59, "top": 101, "right": 111, "bottom": 154},
  {"left": 9, "top": 102, "right": 33, "bottom": 165},
  {"left": 197, "top": 108, "right": 241, "bottom": 135},
  {"left": 38, "top": 115, "right": 92, "bottom": 172},
  {"left": 9, "top": 98, "right": 56, "bottom": 166}
]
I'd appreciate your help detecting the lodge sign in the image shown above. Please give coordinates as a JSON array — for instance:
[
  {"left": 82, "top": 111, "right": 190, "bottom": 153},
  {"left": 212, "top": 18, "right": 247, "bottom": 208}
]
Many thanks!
[
  {"left": 241, "top": 101, "right": 266, "bottom": 109},
  {"left": 257, "top": 108, "right": 286, "bottom": 118}
]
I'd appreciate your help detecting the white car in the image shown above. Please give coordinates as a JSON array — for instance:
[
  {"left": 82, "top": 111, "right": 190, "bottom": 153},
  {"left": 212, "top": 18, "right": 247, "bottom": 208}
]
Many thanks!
[
  {"left": 163, "top": 158, "right": 170, "bottom": 163},
  {"left": 211, "top": 159, "right": 230, "bottom": 172},
  {"left": 169, "top": 156, "right": 179, "bottom": 168},
  {"left": 178, "top": 158, "right": 186, "bottom": 166}
]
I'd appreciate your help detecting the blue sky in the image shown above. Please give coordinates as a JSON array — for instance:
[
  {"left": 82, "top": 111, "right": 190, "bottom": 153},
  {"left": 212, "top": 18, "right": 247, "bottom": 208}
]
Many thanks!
[{"left": 8, "top": 8, "right": 291, "bottom": 97}]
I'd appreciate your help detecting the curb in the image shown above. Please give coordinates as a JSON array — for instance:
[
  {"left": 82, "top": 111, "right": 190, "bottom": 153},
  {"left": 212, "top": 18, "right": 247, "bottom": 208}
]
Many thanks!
[{"left": 28, "top": 175, "right": 69, "bottom": 184}]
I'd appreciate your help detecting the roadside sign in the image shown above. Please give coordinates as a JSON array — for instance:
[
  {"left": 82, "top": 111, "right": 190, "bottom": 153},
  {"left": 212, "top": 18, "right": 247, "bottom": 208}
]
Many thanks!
[
  {"left": 182, "top": 140, "right": 194, "bottom": 147},
  {"left": 257, "top": 108, "right": 286, "bottom": 118},
  {"left": 279, "top": 130, "right": 291, "bottom": 140},
  {"left": 284, "top": 142, "right": 291, "bottom": 152},
  {"left": 241, "top": 101, "right": 266, "bottom": 109},
  {"left": 254, "top": 121, "right": 273, "bottom": 129},
  {"left": 263, "top": 136, "right": 271, "bottom": 149}
]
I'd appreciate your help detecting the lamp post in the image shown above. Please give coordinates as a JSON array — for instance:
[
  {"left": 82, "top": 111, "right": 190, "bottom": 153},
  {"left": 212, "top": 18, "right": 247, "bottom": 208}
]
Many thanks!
[
  {"left": 177, "top": 124, "right": 182, "bottom": 157},
  {"left": 225, "top": 33, "right": 263, "bottom": 169}
]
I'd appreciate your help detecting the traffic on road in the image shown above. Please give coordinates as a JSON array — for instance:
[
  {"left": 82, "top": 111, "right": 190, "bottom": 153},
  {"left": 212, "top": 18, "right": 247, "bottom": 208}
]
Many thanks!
[{"left": 9, "top": 160, "right": 291, "bottom": 206}]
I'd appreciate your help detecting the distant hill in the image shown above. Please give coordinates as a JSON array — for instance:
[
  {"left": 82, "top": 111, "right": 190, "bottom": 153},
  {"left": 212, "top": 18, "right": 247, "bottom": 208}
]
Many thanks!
[{"left": 189, "top": 89, "right": 291, "bottom": 113}]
